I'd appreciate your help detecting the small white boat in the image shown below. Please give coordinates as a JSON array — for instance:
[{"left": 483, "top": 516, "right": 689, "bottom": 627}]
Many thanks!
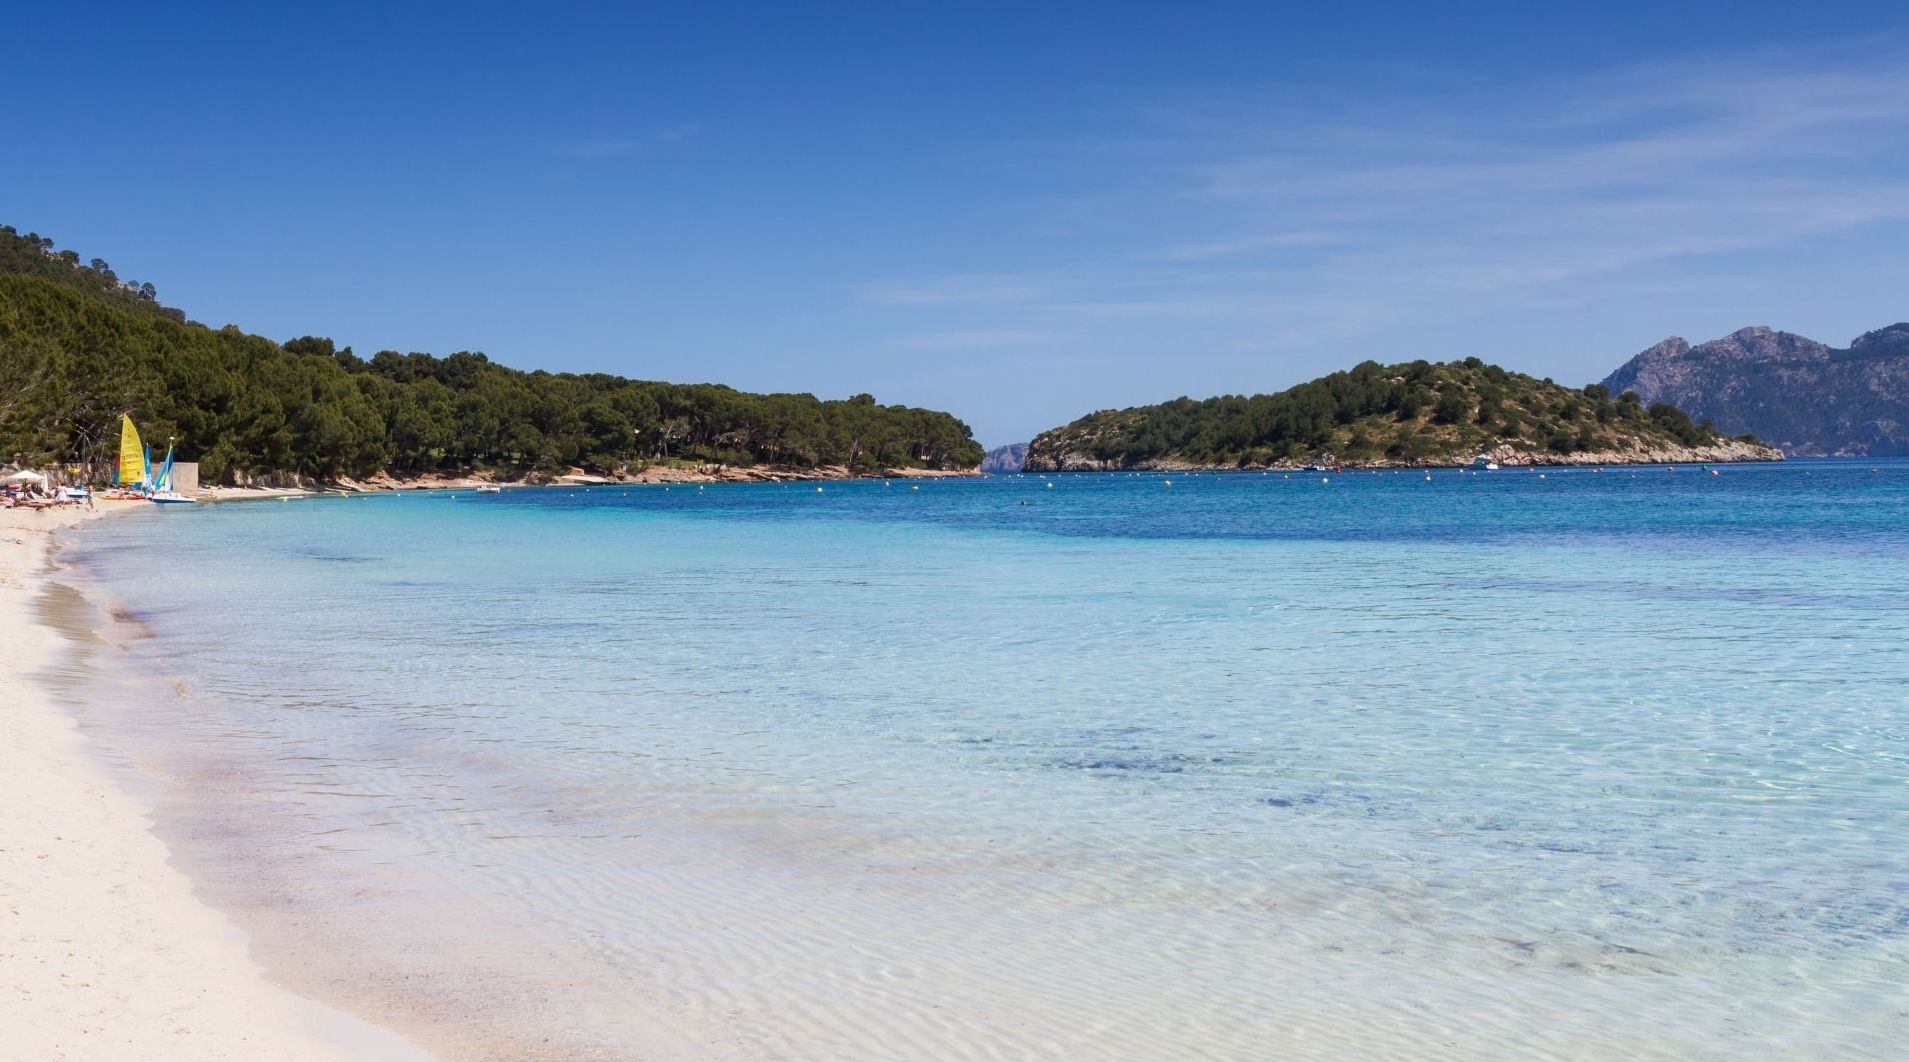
[
  {"left": 150, "top": 490, "right": 197, "bottom": 504},
  {"left": 1468, "top": 455, "right": 1499, "bottom": 471},
  {"left": 475, "top": 485, "right": 503, "bottom": 493}
]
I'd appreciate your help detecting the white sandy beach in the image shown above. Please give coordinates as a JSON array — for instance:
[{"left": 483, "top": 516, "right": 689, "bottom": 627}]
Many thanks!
[{"left": 0, "top": 505, "right": 426, "bottom": 1061}]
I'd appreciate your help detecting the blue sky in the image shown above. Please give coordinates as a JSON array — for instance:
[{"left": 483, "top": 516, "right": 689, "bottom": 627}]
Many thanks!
[{"left": 7, "top": 3, "right": 1908, "bottom": 446}]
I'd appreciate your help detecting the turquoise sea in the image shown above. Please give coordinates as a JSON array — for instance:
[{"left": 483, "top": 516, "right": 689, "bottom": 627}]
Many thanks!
[{"left": 60, "top": 461, "right": 1909, "bottom": 1059}]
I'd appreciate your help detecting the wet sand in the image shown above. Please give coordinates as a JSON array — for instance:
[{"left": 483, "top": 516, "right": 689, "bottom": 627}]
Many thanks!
[{"left": 0, "top": 504, "right": 426, "bottom": 1060}]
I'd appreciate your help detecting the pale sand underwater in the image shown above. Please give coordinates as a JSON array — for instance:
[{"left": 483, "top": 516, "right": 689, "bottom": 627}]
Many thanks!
[
  {"left": 0, "top": 505, "right": 425, "bottom": 1061},
  {"left": 12, "top": 467, "right": 1909, "bottom": 1060}
]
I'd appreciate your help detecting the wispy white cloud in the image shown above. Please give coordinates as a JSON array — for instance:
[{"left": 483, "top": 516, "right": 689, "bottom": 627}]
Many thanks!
[
  {"left": 1156, "top": 230, "right": 1346, "bottom": 262},
  {"left": 901, "top": 328, "right": 1063, "bottom": 349},
  {"left": 855, "top": 271, "right": 1057, "bottom": 307},
  {"left": 859, "top": 45, "right": 1909, "bottom": 362}
]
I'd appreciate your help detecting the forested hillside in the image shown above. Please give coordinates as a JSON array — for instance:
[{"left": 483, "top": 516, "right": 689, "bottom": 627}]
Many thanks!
[
  {"left": 0, "top": 227, "right": 983, "bottom": 482},
  {"left": 1026, "top": 358, "right": 1779, "bottom": 470}
]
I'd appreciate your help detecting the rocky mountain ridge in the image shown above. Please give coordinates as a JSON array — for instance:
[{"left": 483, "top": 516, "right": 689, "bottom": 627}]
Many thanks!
[{"left": 1601, "top": 323, "right": 1909, "bottom": 456}]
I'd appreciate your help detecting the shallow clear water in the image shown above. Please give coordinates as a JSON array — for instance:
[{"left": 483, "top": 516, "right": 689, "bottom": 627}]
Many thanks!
[{"left": 64, "top": 462, "right": 1909, "bottom": 1059}]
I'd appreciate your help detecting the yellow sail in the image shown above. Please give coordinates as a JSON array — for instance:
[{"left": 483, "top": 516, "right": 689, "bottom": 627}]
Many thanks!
[{"left": 117, "top": 415, "right": 145, "bottom": 486}]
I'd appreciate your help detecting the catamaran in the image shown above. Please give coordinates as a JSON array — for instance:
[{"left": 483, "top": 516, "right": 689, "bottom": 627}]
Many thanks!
[
  {"left": 115, "top": 413, "right": 151, "bottom": 496},
  {"left": 117, "top": 415, "right": 195, "bottom": 502},
  {"left": 148, "top": 440, "right": 196, "bottom": 503}
]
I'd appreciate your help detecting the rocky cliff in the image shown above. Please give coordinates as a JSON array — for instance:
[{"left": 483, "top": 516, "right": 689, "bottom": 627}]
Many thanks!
[
  {"left": 1602, "top": 324, "right": 1909, "bottom": 456},
  {"left": 980, "top": 443, "right": 1028, "bottom": 473}
]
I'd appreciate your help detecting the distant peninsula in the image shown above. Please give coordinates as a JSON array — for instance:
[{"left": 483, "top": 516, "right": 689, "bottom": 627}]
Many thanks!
[
  {"left": 979, "top": 443, "right": 1028, "bottom": 473},
  {"left": 0, "top": 225, "right": 984, "bottom": 486},
  {"left": 1602, "top": 323, "right": 1909, "bottom": 457},
  {"left": 1025, "top": 358, "right": 1782, "bottom": 472}
]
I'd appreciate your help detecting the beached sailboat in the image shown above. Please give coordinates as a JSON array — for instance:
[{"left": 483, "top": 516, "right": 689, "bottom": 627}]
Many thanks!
[
  {"left": 116, "top": 414, "right": 151, "bottom": 494},
  {"left": 149, "top": 440, "right": 196, "bottom": 504}
]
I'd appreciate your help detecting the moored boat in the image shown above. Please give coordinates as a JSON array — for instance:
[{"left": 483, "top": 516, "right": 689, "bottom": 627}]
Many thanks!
[{"left": 145, "top": 438, "right": 196, "bottom": 502}]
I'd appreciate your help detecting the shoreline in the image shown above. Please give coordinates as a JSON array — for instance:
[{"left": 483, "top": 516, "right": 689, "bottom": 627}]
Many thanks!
[
  {"left": 0, "top": 505, "right": 426, "bottom": 1061},
  {"left": 1022, "top": 437, "right": 1786, "bottom": 473},
  {"left": 194, "top": 463, "right": 983, "bottom": 501}
]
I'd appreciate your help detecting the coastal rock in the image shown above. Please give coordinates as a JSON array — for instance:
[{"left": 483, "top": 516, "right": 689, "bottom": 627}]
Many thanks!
[
  {"left": 1022, "top": 436, "right": 1780, "bottom": 471},
  {"left": 1474, "top": 436, "right": 1781, "bottom": 467},
  {"left": 195, "top": 462, "right": 981, "bottom": 499}
]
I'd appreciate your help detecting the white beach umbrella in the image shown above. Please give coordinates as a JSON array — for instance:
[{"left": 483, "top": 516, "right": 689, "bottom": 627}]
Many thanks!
[{"left": 3, "top": 470, "right": 47, "bottom": 483}]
